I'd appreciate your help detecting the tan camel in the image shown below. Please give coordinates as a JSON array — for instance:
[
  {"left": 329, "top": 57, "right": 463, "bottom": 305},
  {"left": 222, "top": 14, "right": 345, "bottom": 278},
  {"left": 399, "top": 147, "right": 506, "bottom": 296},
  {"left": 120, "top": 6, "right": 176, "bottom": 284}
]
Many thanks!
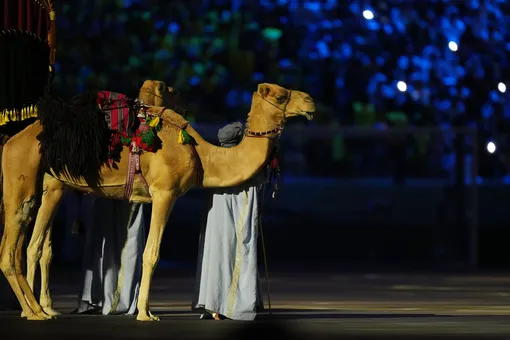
[
  {"left": 0, "top": 82, "right": 315, "bottom": 321},
  {"left": 22, "top": 80, "right": 176, "bottom": 317}
]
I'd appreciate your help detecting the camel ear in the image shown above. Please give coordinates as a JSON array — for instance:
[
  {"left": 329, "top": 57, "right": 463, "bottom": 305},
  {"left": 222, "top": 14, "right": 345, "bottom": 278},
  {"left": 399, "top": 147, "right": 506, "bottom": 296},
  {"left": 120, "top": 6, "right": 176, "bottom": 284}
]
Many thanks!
[
  {"left": 141, "top": 80, "right": 153, "bottom": 90},
  {"left": 155, "top": 81, "right": 165, "bottom": 97},
  {"left": 138, "top": 80, "right": 153, "bottom": 103},
  {"left": 258, "top": 83, "right": 271, "bottom": 98}
]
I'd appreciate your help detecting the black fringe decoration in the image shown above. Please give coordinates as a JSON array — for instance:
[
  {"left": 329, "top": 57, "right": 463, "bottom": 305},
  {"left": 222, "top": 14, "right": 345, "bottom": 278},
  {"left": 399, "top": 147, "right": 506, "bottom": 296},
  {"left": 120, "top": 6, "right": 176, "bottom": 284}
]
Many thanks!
[{"left": 36, "top": 92, "right": 111, "bottom": 187}]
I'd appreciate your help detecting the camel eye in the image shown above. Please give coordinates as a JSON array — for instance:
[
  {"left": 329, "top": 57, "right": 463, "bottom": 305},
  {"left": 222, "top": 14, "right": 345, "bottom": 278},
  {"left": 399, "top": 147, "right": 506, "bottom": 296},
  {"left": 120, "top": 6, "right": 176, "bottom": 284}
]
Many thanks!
[{"left": 275, "top": 95, "right": 287, "bottom": 103}]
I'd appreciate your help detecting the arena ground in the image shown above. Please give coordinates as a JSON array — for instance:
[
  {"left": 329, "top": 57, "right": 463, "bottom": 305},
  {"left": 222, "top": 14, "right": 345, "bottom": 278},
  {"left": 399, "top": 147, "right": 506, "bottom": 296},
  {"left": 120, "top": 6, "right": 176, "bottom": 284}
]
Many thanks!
[{"left": 2, "top": 269, "right": 510, "bottom": 339}]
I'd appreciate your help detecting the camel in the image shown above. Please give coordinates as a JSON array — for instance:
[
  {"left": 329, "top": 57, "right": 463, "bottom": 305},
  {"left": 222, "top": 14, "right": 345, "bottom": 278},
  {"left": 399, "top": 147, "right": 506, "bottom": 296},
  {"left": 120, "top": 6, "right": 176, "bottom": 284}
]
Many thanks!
[
  {"left": 21, "top": 80, "right": 176, "bottom": 317},
  {"left": 0, "top": 81, "right": 315, "bottom": 321}
]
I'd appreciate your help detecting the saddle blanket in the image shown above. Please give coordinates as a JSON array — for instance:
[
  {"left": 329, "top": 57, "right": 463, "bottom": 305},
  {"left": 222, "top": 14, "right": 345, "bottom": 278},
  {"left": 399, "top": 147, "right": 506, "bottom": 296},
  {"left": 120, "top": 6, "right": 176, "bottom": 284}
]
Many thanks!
[
  {"left": 96, "top": 91, "right": 135, "bottom": 137},
  {"left": 96, "top": 91, "right": 161, "bottom": 156}
]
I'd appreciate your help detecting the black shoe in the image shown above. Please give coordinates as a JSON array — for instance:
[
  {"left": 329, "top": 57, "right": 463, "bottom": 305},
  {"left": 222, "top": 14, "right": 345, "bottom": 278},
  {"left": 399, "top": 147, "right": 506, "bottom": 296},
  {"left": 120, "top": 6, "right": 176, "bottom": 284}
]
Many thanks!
[
  {"left": 199, "top": 312, "right": 214, "bottom": 320},
  {"left": 72, "top": 302, "right": 102, "bottom": 315}
]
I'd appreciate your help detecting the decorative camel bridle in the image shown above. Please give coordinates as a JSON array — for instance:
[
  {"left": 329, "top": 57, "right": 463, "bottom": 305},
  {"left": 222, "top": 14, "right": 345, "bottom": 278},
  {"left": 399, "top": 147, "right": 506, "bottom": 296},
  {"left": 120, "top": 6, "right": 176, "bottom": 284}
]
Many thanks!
[
  {"left": 139, "top": 87, "right": 290, "bottom": 139},
  {"left": 242, "top": 89, "right": 289, "bottom": 198},
  {"left": 244, "top": 90, "right": 292, "bottom": 139}
]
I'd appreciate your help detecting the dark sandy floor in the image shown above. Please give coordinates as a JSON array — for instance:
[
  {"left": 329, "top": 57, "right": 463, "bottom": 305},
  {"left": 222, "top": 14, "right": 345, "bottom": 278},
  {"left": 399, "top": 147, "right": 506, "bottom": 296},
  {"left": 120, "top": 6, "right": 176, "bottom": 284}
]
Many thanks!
[{"left": 3, "top": 271, "right": 510, "bottom": 339}]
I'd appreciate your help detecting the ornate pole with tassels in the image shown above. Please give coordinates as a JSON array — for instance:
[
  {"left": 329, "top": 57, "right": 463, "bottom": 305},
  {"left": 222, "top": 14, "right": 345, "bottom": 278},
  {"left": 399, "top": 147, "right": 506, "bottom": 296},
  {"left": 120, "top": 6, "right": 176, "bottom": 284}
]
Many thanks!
[
  {"left": 0, "top": 0, "right": 56, "bottom": 127},
  {"left": 42, "top": 0, "right": 57, "bottom": 66}
]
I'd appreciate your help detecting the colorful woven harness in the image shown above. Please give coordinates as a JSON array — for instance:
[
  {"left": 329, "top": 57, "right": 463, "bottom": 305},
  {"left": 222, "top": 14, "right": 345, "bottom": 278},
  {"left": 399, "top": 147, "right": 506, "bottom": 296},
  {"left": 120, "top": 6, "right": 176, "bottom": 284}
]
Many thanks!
[{"left": 123, "top": 106, "right": 202, "bottom": 200}]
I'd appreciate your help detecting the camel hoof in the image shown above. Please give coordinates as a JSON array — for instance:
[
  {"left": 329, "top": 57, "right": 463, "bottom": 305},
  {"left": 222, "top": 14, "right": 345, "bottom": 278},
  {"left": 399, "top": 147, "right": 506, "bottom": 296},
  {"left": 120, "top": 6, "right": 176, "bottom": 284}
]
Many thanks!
[
  {"left": 42, "top": 307, "right": 61, "bottom": 317},
  {"left": 25, "top": 313, "right": 52, "bottom": 321},
  {"left": 38, "top": 312, "right": 55, "bottom": 320},
  {"left": 21, "top": 310, "right": 57, "bottom": 318},
  {"left": 136, "top": 311, "right": 160, "bottom": 322}
]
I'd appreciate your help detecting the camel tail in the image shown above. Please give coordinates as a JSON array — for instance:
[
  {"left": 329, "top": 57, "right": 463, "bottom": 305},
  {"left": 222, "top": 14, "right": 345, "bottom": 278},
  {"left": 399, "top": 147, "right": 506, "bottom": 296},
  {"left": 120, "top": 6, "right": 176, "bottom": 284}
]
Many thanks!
[{"left": 36, "top": 92, "right": 111, "bottom": 187}]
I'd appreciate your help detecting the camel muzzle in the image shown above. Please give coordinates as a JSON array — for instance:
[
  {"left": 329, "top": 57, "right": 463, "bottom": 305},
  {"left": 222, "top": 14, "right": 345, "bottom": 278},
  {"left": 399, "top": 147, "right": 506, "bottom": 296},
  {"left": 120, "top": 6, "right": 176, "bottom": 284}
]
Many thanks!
[{"left": 299, "top": 108, "right": 315, "bottom": 121}]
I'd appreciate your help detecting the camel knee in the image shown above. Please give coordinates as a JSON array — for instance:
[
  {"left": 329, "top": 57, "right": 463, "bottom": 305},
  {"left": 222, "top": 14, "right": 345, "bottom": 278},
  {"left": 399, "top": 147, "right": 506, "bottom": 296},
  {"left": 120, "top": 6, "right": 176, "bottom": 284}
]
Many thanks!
[
  {"left": 0, "top": 258, "right": 15, "bottom": 277},
  {"left": 14, "top": 197, "right": 37, "bottom": 230},
  {"left": 19, "top": 197, "right": 37, "bottom": 216}
]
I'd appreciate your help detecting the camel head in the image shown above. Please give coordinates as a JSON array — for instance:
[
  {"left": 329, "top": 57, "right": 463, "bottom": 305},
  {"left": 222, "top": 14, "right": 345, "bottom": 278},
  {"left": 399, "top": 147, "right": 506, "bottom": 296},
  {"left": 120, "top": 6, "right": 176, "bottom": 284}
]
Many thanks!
[
  {"left": 256, "top": 83, "right": 315, "bottom": 123},
  {"left": 138, "top": 80, "right": 175, "bottom": 107}
]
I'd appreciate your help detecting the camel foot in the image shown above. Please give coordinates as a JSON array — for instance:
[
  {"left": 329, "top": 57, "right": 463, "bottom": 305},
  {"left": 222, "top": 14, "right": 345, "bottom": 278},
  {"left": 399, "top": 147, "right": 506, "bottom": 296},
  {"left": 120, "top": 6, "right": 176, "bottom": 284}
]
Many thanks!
[
  {"left": 25, "top": 312, "right": 53, "bottom": 321},
  {"left": 136, "top": 310, "right": 160, "bottom": 322},
  {"left": 42, "top": 306, "right": 61, "bottom": 316},
  {"left": 20, "top": 310, "right": 47, "bottom": 318}
]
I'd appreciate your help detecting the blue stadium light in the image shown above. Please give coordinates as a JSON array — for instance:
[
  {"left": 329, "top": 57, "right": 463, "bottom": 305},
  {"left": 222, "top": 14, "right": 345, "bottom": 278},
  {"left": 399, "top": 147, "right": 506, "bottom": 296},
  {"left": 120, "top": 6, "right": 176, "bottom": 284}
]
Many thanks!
[
  {"left": 363, "top": 10, "right": 374, "bottom": 20},
  {"left": 498, "top": 82, "right": 506, "bottom": 93},
  {"left": 448, "top": 41, "right": 458, "bottom": 51}
]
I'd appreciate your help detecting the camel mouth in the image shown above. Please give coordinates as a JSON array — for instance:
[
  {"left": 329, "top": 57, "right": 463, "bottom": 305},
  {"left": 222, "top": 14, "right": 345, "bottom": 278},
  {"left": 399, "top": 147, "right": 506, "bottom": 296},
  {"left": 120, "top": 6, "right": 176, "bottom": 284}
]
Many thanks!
[{"left": 299, "top": 110, "right": 315, "bottom": 120}]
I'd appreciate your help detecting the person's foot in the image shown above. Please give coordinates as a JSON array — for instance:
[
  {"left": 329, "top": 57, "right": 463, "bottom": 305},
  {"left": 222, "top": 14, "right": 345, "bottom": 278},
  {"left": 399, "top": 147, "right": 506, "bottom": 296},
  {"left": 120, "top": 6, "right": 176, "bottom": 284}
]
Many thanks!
[
  {"left": 71, "top": 301, "right": 102, "bottom": 314},
  {"left": 200, "top": 310, "right": 226, "bottom": 320},
  {"left": 212, "top": 312, "right": 230, "bottom": 320}
]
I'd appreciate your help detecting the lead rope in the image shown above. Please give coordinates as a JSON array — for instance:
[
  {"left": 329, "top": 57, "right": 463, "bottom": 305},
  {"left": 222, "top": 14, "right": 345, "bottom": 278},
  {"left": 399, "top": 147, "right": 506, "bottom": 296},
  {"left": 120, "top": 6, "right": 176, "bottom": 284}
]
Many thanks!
[{"left": 259, "top": 181, "right": 272, "bottom": 316}]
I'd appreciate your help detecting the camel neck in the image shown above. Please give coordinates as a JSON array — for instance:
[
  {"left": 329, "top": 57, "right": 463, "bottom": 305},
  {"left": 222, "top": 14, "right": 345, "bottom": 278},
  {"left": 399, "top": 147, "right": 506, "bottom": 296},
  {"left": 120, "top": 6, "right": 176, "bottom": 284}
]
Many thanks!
[{"left": 197, "top": 134, "right": 273, "bottom": 188}]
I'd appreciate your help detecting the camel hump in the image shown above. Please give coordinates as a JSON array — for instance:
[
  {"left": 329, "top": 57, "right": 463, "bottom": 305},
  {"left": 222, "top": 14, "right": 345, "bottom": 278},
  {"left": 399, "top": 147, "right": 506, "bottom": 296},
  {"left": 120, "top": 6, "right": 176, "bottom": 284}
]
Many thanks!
[{"left": 146, "top": 106, "right": 189, "bottom": 130}]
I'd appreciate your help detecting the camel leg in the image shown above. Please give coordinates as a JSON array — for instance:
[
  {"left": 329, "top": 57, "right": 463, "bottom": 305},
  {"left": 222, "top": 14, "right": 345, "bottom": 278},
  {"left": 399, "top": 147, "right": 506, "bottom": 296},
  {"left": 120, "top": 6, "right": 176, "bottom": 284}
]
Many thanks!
[
  {"left": 0, "top": 196, "right": 51, "bottom": 320},
  {"left": 38, "top": 223, "right": 60, "bottom": 316},
  {"left": 136, "top": 190, "right": 176, "bottom": 321},
  {"left": 24, "top": 176, "right": 64, "bottom": 318},
  {"left": 0, "top": 123, "right": 51, "bottom": 320}
]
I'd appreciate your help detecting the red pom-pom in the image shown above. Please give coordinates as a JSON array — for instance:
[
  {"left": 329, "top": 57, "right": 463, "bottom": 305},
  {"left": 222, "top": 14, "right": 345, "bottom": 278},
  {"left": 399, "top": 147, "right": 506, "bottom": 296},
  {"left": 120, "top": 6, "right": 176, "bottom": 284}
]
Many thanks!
[{"left": 133, "top": 136, "right": 142, "bottom": 146}]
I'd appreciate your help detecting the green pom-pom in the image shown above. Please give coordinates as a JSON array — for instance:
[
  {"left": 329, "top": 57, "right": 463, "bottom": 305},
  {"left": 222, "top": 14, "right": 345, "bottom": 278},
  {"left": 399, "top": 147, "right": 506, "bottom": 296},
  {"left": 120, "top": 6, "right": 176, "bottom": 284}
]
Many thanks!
[
  {"left": 142, "top": 129, "right": 155, "bottom": 145},
  {"left": 121, "top": 136, "right": 132, "bottom": 145}
]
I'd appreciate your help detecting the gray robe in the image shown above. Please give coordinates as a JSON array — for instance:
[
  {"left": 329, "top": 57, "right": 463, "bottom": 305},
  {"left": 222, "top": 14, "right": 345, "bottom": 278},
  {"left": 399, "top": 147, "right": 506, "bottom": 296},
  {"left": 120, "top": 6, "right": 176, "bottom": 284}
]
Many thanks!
[
  {"left": 193, "top": 122, "right": 265, "bottom": 320},
  {"left": 77, "top": 197, "right": 145, "bottom": 315}
]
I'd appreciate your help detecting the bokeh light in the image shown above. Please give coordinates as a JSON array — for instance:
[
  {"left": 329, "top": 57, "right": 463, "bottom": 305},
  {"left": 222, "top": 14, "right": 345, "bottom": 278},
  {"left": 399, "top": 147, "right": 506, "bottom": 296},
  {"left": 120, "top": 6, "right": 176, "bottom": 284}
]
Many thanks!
[
  {"left": 397, "top": 81, "right": 407, "bottom": 92},
  {"left": 448, "top": 41, "right": 458, "bottom": 52},
  {"left": 487, "top": 141, "right": 496, "bottom": 154},
  {"left": 362, "top": 10, "right": 374, "bottom": 20}
]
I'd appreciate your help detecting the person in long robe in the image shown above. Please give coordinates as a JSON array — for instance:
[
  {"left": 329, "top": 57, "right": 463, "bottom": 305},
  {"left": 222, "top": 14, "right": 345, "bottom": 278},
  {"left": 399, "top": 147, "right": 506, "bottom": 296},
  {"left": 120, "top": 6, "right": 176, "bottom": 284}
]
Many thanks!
[
  {"left": 192, "top": 122, "right": 265, "bottom": 321},
  {"left": 75, "top": 198, "right": 146, "bottom": 315}
]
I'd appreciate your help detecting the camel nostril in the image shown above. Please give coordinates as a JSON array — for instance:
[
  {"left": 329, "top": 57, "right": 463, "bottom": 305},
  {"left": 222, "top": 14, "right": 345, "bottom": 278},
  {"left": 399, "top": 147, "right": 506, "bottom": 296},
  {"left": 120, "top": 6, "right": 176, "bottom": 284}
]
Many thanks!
[{"left": 304, "top": 96, "right": 313, "bottom": 103}]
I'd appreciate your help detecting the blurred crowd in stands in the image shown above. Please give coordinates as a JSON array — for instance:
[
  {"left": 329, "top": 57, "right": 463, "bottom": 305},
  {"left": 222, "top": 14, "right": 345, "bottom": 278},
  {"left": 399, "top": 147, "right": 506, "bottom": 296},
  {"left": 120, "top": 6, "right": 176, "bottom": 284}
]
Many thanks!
[{"left": 52, "top": 0, "right": 509, "bottom": 180}]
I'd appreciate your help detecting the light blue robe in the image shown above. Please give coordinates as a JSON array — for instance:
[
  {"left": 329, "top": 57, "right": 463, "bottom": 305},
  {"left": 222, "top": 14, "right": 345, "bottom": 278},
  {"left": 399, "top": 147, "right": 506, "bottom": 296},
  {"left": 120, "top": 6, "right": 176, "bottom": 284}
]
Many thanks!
[
  {"left": 193, "top": 122, "right": 265, "bottom": 320},
  {"left": 194, "top": 182, "right": 265, "bottom": 320},
  {"left": 77, "top": 198, "right": 145, "bottom": 315}
]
